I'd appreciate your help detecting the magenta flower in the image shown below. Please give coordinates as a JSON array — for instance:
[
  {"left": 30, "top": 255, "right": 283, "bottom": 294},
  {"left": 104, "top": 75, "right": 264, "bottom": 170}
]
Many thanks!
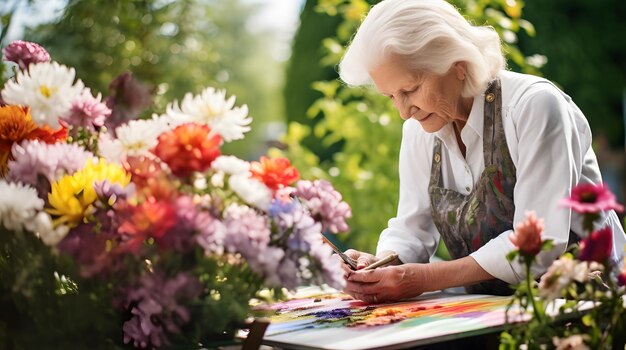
[
  {"left": 2, "top": 40, "right": 51, "bottom": 70},
  {"left": 578, "top": 226, "right": 613, "bottom": 263},
  {"left": 561, "top": 183, "right": 624, "bottom": 214},
  {"left": 61, "top": 90, "right": 111, "bottom": 130},
  {"left": 510, "top": 211, "right": 544, "bottom": 257}
]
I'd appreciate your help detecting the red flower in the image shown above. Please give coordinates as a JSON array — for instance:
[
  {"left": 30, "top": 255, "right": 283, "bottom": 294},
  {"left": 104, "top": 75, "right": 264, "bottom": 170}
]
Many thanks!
[
  {"left": 618, "top": 268, "right": 626, "bottom": 287},
  {"left": 118, "top": 200, "right": 177, "bottom": 253},
  {"left": 153, "top": 123, "right": 221, "bottom": 178},
  {"left": 561, "top": 183, "right": 624, "bottom": 214},
  {"left": 509, "top": 211, "right": 544, "bottom": 256},
  {"left": 0, "top": 105, "right": 67, "bottom": 175},
  {"left": 578, "top": 226, "right": 613, "bottom": 263},
  {"left": 123, "top": 156, "right": 176, "bottom": 201},
  {"left": 250, "top": 156, "right": 300, "bottom": 191}
]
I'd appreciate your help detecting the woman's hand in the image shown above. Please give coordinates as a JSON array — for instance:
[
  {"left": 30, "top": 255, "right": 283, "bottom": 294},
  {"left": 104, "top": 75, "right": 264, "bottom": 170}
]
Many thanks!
[{"left": 344, "top": 263, "right": 426, "bottom": 303}]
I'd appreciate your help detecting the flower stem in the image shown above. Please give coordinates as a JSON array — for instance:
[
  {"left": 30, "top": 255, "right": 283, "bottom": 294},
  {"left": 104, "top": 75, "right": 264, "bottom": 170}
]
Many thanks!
[{"left": 525, "top": 256, "right": 544, "bottom": 322}]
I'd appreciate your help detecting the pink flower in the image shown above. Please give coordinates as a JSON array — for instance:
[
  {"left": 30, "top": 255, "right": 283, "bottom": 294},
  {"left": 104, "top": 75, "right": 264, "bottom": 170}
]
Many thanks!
[
  {"left": 61, "top": 91, "right": 111, "bottom": 130},
  {"left": 560, "top": 183, "right": 624, "bottom": 214},
  {"left": 2, "top": 40, "right": 51, "bottom": 70},
  {"left": 578, "top": 226, "right": 613, "bottom": 263},
  {"left": 509, "top": 211, "right": 544, "bottom": 256}
]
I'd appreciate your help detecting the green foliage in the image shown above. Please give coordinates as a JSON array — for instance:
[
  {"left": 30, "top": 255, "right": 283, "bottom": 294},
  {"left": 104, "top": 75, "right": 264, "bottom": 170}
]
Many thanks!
[
  {"left": 0, "top": 229, "right": 121, "bottom": 350},
  {"left": 17, "top": 0, "right": 285, "bottom": 158},
  {"left": 517, "top": 0, "right": 626, "bottom": 148},
  {"left": 281, "top": 0, "right": 541, "bottom": 253}
]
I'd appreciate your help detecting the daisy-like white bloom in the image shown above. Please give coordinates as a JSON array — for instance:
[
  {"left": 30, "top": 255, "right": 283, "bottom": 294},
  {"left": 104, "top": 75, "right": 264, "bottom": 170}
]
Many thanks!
[
  {"left": 98, "top": 118, "right": 170, "bottom": 162},
  {"left": 1, "top": 61, "right": 85, "bottom": 128},
  {"left": 538, "top": 257, "right": 591, "bottom": 300},
  {"left": 552, "top": 335, "right": 589, "bottom": 350},
  {"left": 0, "top": 180, "right": 44, "bottom": 232},
  {"left": 228, "top": 174, "right": 272, "bottom": 211},
  {"left": 164, "top": 87, "right": 251, "bottom": 142},
  {"left": 211, "top": 155, "right": 250, "bottom": 175}
]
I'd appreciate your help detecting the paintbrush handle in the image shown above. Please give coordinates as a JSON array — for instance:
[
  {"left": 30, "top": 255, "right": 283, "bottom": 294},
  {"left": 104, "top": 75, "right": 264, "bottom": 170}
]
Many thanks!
[
  {"left": 363, "top": 253, "right": 399, "bottom": 270},
  {"left": 321, "top": 235, "right": 358, "bottom": 270}
]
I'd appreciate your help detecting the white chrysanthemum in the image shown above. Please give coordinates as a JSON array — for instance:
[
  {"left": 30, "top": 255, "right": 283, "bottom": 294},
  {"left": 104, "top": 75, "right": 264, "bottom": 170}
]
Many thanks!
[
  {"left": 99, "top": 118, "right": 170, "bottom": 161},
  {"left": 165, "top": 87, "right": 252, "bottom": 142},
  {"left": 29, "top": 212, "right": 70, "bottom": 246},
  {"left": 212, "top": 155, "right": 250, "bottom": 175},
  {"left": 229, "top": 175, "right": 271, "bottom": 211},
  {"left": 1, "top": 61, "right": 85, "bottom": 128},
  {"left": 0, "top": 180, "right": 44, "bottom": 232}
]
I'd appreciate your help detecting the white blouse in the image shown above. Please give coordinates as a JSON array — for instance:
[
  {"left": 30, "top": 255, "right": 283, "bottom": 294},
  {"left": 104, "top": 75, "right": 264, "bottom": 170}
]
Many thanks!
[{"left": 376, "top": 70, "right": 626, "bottom": 284}]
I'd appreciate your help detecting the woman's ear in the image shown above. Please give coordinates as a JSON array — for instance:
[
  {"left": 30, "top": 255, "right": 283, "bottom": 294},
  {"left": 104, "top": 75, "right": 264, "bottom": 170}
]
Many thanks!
[{"left": 454, "top": 61, "right": 468, "bottom": 81}]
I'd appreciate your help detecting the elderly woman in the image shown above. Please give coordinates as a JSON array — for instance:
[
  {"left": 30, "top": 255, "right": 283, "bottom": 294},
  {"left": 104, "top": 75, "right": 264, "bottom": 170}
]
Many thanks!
[{"left": 338, "top": 0, "right": 626, "bottom": 302}]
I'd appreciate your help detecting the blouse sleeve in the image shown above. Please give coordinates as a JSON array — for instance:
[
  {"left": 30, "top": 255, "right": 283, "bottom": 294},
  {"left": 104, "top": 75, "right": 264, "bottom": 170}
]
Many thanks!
[
  {"left": 470, "top": 83, "right": 589, "bottom": 284},
  {"left": 376, "top": 119, "right": 440, "bottom": 263}
]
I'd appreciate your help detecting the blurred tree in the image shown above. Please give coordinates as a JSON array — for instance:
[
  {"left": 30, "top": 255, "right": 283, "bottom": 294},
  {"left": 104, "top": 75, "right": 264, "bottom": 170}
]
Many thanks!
[
  {"left": 517, "top": 0, "right": 626, "bottom": 148},
  {"left": 283, "top": 0, "right": 343, "bottom": 161},
  {"left": 13, "top": 0, "right": 285, "bottom": 158},
  {"left": 279, "top": 0, "right": 542, "bottom": 254}
]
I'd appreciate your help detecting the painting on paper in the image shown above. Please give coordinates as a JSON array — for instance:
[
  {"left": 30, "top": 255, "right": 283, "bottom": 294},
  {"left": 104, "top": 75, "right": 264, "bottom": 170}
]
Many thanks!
[{"left": 256, "top": 287, "right": 519, "bottom": 350}]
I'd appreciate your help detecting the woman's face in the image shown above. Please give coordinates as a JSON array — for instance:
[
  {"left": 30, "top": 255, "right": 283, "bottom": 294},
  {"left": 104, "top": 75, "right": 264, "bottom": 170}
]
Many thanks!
[{"left": 369, "top": 55, "right": 471, "bottom": 133}]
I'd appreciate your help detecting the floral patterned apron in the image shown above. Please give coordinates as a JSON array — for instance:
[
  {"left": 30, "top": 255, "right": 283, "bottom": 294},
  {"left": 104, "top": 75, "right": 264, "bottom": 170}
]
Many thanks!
[{"left": 428, "top": 78, "right": 518, "bottom": 295}]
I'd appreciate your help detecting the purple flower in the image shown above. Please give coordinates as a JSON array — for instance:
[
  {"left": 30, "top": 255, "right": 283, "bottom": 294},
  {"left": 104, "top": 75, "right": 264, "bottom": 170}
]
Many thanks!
[
  {"left": 104, "top": 72, "right": 154, "bottom": 132},
  {"left": 158, "top": 196, "right": 214, "bottom": 252},
  {"left": 295, "top": 180, "right": 352, "bottom": 233},
  {"left": 61, "top": 90, "right": 111, "bottom": 130},
  {"left": 94, "top": 180, "right": 136, "bottom": 206},
  {"left": 56, "top": 223, "right": 118, "bottom": 277},
  {"left": 117, "top": 272, "right": 202, "bottom": 349},
  {"left": 8, "top": 140, "right": 92, "bottom": 197},
  {"left": 2, "top": 40, "right": 51, "bottom": 70}
]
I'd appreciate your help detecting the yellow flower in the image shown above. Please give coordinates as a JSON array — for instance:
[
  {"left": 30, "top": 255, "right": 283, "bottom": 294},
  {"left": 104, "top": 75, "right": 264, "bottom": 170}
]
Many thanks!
[{"left": 46, "top": 158, "right": 131, "bottom": 227}]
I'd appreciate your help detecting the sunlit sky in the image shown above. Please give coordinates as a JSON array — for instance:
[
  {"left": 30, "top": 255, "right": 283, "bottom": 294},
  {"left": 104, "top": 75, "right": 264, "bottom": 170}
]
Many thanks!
[{"left": 6, "top": 0, "right": 305, "bottom": 42}]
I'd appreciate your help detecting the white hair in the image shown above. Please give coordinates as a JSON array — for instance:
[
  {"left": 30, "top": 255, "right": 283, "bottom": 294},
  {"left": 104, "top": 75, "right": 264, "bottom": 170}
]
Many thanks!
[{"left": 339, "top": 0, "right": 505, "bottom": 97}]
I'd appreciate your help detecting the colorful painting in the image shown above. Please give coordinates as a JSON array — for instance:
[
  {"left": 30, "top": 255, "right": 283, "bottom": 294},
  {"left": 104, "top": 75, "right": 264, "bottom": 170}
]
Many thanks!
[{"left": 257, "top": 287, "right": 524, "bottom": 350}]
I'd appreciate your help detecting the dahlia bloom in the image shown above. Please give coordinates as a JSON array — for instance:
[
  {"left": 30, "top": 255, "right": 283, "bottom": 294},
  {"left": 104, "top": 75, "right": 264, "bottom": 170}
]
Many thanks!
[
  {"left": 250, "top": 156, "right": 300, "bottom": 191},
  {"left": 509, "top": 211, "right": 544, "bottom": 257},
  {"left": 153, "top": 123, "right": 222, "bottom": 178},
  {"left": 2, "top": 40, "right": 51, "bottom": 70},
  {"left": 118, "top": 200, "right": 178, "bottom": 253},
  {"left": 0, "top": 105, "right": 67, "bottom": 175}
]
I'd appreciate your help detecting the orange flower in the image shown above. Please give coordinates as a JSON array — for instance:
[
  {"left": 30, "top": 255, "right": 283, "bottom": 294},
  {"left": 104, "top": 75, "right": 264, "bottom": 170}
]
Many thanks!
[
  {"left": 118, "top": 200, "right": 177, "bottom": 253},
  {"left": 153, "top": 123, "right": 222, "bottom": 178},
  {"left": 510, "top": 211, "right": 544, "bottom": 257},
  {"left": 0, "top": 105, "right": 67, "bottom": 175},
  {"left": 250, "top": 156, "right": 300, "bottom": 191}
]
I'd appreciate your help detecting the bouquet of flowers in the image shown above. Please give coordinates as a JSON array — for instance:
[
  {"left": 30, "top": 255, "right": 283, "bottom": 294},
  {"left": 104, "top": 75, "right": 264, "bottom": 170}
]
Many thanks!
[
  {"left": 0, "top": 40, "right": 351, "bottom": 349},
  {"left": 502, "top": 183, "right": 625, "bottom": 349}
]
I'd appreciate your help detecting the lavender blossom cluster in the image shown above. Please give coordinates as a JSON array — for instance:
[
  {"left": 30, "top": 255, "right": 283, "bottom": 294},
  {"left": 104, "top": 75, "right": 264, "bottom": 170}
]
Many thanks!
[
  {"left": 116, "top": 272, "right": 202, "bottom": 349},
  {"left": 295, "top": 179, "right": 352, "bottom": 233}
]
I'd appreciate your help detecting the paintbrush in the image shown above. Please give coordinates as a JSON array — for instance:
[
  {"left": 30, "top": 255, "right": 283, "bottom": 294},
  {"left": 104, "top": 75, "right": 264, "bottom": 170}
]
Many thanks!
[
  {"left": 321, "top": 235, "right": 358, "bottom": 270},
  {"left": 362, "top": 253, "right": 399, "bottom": 270}
]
